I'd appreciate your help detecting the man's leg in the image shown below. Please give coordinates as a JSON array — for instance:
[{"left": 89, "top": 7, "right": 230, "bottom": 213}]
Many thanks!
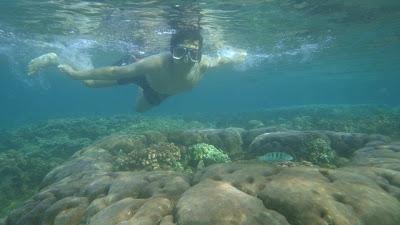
[
  {"left": 83, "top": 80, "right": 119, "bottom": 88},
  {"left": 135, "top": 88, "right": 155, "bottom": 112},
  {"left": 28, "top": 53, "right": 59, "bottom": 76}
]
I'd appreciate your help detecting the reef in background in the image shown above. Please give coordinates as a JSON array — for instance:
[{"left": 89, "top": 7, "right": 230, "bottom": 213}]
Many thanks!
[{"left": 194, "top": 104, "right": 400, "bottom": 138}]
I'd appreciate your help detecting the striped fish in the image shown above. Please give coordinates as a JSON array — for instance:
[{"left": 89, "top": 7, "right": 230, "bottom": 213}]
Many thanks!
[{"left": 257, "top": 152, "right": 294, "bottom": 162}]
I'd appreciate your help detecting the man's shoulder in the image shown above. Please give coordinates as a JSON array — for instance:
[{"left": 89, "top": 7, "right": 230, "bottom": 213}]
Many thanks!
[
  {"left": 134, "top": 52, "right": 171, "bottom": 68},
  {"left": 149, "top": 52, "right": 172, "bottom": 60},
  {"left": 144, "top": 52, "right": 172, "bottom": 64}
]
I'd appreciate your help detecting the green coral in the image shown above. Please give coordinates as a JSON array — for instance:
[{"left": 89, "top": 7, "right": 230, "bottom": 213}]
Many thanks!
[
  {"left": 303, "top": 138, "right": 336, "bottom": 165},
  {"left": 115, "top": 142, "right": 232, "bottom": 172},
  {"left": 186, "top": 143, "right": 231, "bottom": 168}
]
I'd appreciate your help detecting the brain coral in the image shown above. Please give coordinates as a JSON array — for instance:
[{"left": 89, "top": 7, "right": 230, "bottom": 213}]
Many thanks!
[{"left": 116, "top": 142, "right": 181, "bottom": 171}]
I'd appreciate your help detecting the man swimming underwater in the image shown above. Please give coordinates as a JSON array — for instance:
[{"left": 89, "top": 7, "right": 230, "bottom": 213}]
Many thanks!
[{"left": 28, "top": 28, "right": 247, "bottom": 112}]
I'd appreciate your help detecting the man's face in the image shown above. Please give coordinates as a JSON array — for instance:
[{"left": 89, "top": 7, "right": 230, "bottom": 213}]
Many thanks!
[
  {"left": 181, "top": 40, "right": 200, "bottom": 50},
  {"left": 172, "top": 39, "right": 201, "bottom": 64}
]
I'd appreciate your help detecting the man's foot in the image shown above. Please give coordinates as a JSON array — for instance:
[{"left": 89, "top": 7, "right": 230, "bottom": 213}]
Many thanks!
[{"left": 27, "top": 53, "right": 58, "bottom": 76}]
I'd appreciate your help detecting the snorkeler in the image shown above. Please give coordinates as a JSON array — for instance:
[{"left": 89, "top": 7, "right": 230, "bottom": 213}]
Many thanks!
[{"left": 27, "top": 28, "right": 247, "bottom": 112}]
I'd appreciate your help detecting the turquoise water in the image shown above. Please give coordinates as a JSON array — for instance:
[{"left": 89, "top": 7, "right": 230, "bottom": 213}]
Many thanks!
[
  {"left": 0, "top": 0, "right": 399, "bottom": 127},
  {"left": 1, "top": 1, "right": 400, "bottom": 223}
]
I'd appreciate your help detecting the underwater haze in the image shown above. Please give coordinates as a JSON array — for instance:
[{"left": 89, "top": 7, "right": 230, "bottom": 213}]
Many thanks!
[{"left": 0, "top": 0, "right": 399, "bottom": 126}]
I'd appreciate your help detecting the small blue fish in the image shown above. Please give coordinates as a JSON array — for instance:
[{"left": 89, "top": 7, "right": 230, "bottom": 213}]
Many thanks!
[{"left": 257, "top": 152, "right": 294, "bottom": 162}]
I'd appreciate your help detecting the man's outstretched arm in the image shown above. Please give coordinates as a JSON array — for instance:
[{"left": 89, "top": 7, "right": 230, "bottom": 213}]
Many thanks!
[
  {"left": 28, "top": 52, "right": 165, "bottom": 80},
  {"left": 58, "top": 53, "right": 164, "bottom": 80},
  {"left": 201, "top": 47, "right": 247, "bottom": 71}
]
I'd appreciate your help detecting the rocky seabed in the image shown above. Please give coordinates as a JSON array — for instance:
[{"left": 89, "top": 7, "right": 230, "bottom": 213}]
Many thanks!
[{"left": 4, "top": 127, "right": 400, "bottom": 225}]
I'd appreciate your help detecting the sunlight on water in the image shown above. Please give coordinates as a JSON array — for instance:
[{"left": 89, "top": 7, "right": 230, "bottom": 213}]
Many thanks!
[
  {"left": 234, "top": 35, "right": 333, "bottom": 72},
  {"left": 58, "top": 39, "right": 96, "bottom": 70}
]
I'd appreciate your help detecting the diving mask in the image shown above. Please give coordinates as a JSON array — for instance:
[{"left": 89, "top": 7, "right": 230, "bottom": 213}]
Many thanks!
[{"left": 172, "top": 46, "right": 201, "bottom": 63}]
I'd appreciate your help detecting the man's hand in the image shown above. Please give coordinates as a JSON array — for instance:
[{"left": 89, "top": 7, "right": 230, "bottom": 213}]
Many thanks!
[
  {"left": 218, "top": 47, "right": 247, "bottom": 63},
  {"left": 234, "top": 48, "right": 247, "bottom": 63},
  {"left": 203, "top": 47, "right": 248, "bottom": 70},
  {"left": 58, "top": 64, "right": 79, "bottom": 79}
]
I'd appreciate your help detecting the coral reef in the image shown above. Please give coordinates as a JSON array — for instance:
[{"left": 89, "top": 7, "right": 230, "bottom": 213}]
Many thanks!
[
  {"left": 0, "top": 150, "right": 63, "bottom": 218},
  {"left": 195, "top": 105, "right": 400, "bottom": 138},
  {"left": 4, "top": 137, "right": 400, "bottom": 225},
  {"left": 246, "top": 120, "right": 265, "bottom": 129},
  {"left": 303, "top": 137, "right": 335, "bottom": 165},
  {"left": 185, "top": 143, "right": 231, "bottom": 168},
  {"left": 168, "top": 128, "right": 244, "bottom": 158},
  {"left": 116, "top": 142, "right": 182, "bottom": 171},
  {"left": 352, "top": 141, "right": 400, "bottom": 171},
  {"left": 0, "top": 116, "right": 207, "bottom": 218},
  {"left": 1, "top": 105, "right": 400, "bottom": 222},
  {"left": 249, "top": 130, "right": 388, "bottom": 166}
]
